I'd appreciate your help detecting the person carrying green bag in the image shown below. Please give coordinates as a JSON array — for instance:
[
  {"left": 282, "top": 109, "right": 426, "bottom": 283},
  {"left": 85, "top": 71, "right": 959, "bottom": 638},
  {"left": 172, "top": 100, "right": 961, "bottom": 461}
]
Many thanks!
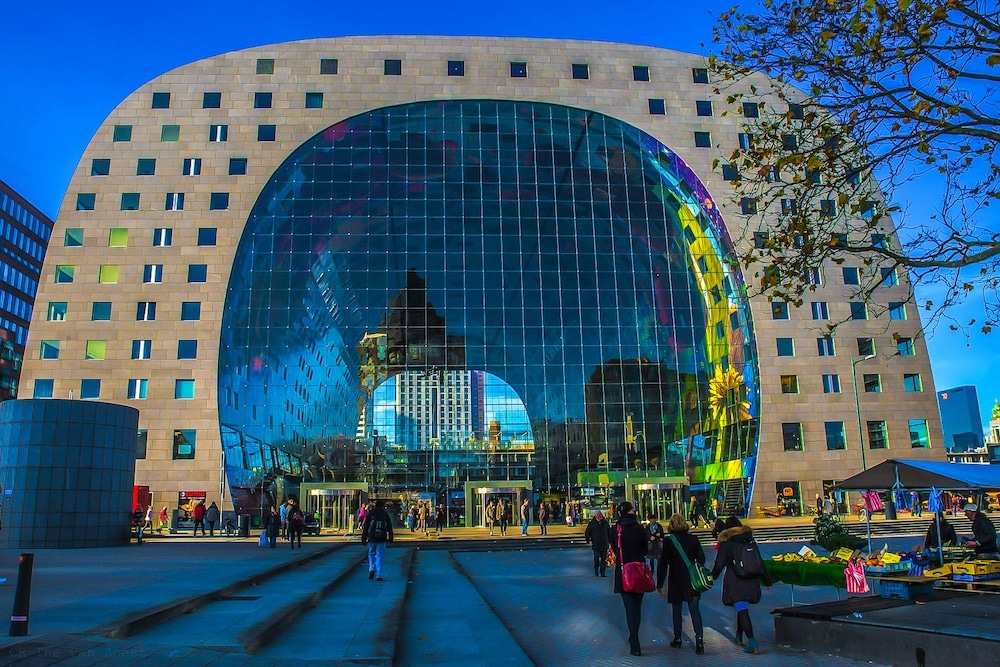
[{"left": 657, "top": 513, "right": 708, "bottom": 655}]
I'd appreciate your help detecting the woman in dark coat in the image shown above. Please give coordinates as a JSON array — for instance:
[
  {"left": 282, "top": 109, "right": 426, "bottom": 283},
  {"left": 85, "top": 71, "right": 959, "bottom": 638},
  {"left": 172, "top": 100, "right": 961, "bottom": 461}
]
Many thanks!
[
  {"left": 711, "top": 518, "right": 772, "bottom": 654},
  {"left": 611, "top": 501, "right": 648, "bottom": 657},
  {"left": 657, "top": 513, "right": 706, "bottom": 654}
]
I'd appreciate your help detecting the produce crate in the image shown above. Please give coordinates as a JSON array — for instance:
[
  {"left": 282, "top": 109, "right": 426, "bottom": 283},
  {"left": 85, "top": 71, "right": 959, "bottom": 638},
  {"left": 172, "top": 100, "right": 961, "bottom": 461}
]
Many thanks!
[
  {"left": 865, "top": 562, "right": 910, "bottom": 574},
  {"left": 952, "top": 572, "right": 1000, "bottom": 582},
  {"left": 878, "top": 578, "right": 935, "bottom": 600},
  {"left": 953, "top": 561, "right": 993, "bottom": 576}
]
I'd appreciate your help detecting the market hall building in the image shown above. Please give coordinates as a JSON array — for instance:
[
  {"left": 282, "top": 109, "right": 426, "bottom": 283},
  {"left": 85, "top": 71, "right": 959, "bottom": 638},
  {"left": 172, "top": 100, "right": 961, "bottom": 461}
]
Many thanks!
[{"left": 18, "top": 37, "right": 943, "bottom": 527}]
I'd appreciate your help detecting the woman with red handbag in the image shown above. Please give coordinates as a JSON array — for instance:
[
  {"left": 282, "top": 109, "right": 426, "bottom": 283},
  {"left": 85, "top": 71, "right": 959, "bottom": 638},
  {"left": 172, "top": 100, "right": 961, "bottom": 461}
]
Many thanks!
[{"left": 612, "top": 501, "right": 649, "bottom": 657}]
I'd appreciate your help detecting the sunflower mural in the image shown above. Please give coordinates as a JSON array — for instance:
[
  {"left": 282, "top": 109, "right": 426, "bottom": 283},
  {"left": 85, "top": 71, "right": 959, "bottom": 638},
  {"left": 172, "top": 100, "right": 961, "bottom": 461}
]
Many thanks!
[{"left": 707, "top": 366, "right": 753, "bottom": 462}]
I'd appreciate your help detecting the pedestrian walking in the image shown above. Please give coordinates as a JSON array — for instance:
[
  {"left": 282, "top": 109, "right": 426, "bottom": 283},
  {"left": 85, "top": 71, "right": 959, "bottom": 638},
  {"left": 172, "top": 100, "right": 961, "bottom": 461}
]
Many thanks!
[
  {"left": 612, "top": 502, "right": 648, "bottom": 657},
  {"left": 486, "top": 498, "right": 498, "bottom": 536},
  {"left": 143, "top": 506, "right": 153, "bottom": 532},
  {"left": 158, "top": 506, "right": 168, "bottom": 533},
  {"left": 520, "top": 498, "right": 531, "bottom": 536},
  {"left": 192, "top": 499, "right": 207, "bottom": 536},
  {"left": 645, "top": 513, "right": 664, "bottom": 578},
  {"left": 280, "top": 500, "right": 289, "bottom": 540},
  {"left": 911, "top": 491, "right": 922, "bottom": 517},
  {"left": 538, "top": 501, "right": 548, "bottom": 535},
  {"left": 435, "top": 503, "right": 446, "bottom": 531},
  {"left": 711, "top": 517, "right": 771, "bottom": 654},
  {"left": 264, "top": 505, "right": 280, "bottom": 548},
  {"left": 286, "top": 498, "right": 305, "bottom": 548},
  {"left": 658, "top": 513, "right": 706, "bottom": 654},
  {"left": 585, "top": 510, "right": 613, "bottom": 576},
  {"left": 499, "top": 499, "right": 510, "bottom": 535},
  {"left": 354, "top": 502, "right": 368, "bottom": 537},
  {"left": 361, "top": 499, "right": 394, "bottom": 581},
  {"left": 206, "top": 501, "right": 221, "bottom": 537}
]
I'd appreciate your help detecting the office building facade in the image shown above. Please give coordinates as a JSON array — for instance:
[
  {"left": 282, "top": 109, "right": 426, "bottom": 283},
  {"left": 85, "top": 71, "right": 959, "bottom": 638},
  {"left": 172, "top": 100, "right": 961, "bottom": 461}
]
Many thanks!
[
  {"left": 19, "top": 37, "right": 942, "bottom": 516},
  {"left": 937, "top": 385, "right": 984, "bottom": 452}
]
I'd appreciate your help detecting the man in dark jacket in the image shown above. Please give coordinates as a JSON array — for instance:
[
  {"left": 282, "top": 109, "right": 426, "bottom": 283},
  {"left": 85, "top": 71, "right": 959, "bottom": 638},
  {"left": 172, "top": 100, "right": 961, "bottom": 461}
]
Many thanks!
[
  {"left": 361, "top": 500, "right": 395, "bottom": 581},
  {"left": 711, "top": 520, "right": 772, "bottom": 654},
  {"left": 612, "top": 502, "right": 648, "bottom": 657},
  {"left": 964, "top": 503, "right": 998, "bottom": 557},
  {"left": 584, "top": 511, "right": 613, "bottom": 577}
]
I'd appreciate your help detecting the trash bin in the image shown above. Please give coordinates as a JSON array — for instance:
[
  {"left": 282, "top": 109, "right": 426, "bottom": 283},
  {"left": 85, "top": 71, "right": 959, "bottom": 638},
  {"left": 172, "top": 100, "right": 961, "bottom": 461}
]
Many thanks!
[
  {"left": 238, "top": 514, "right": 251, "bottom": 537},
  {"left": 884, "top": 502, "right": 897, "bottom": 520}
]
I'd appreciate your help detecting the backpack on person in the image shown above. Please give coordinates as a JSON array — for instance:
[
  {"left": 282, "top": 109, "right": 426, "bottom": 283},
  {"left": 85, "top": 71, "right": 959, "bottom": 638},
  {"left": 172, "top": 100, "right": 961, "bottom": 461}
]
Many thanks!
[
  {"left": 368, "top": 515, "right": 388, "bottom": 541},
  {"left": 730, "top": 535, "right": 765, "bottom": 579}
]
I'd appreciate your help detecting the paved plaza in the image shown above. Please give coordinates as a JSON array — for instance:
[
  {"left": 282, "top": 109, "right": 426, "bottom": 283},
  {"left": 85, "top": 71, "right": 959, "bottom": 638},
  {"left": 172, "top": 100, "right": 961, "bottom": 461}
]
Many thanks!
[{"left": 0, "top": 522, "right": 909, "bottom": 667}]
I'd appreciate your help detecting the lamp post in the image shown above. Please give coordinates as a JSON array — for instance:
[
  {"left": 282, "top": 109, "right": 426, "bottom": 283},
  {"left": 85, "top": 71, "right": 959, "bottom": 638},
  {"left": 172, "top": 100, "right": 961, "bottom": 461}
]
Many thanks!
[{"left": 851, "top": 354, "right": 876, "bottom": 471}]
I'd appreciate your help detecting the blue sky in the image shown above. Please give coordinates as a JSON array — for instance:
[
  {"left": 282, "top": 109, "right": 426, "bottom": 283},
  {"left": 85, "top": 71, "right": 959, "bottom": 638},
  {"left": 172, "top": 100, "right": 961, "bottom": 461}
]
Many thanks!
[{"left": 2, "top": 0, "right": 995, "bottom": 429}]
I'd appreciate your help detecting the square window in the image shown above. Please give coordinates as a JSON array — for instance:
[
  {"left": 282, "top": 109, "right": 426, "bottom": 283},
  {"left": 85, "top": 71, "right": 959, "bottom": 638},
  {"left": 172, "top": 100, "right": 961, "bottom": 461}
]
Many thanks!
[
  {"left": 822, "top": 374, "right": 841, "bottom": 393},
  {"left": 197, "top": 228, "right": 217, "bottom": 246},
  {"left": 160, "top": 125, "right": 180, "bottom": 142},
  {"left": 113, "top": 125, "right": 132, "bottom": 142},
  {"left": 256, "top": 58, "right": 274, "bottom": 74},
  {"left": 80, "top": 379, "right": 101, "bottom": 400},
  {"left": 742, "top": 102, "right": 760, "bottom": 118},
  {"left": 183, "top": 158, "right": 202, "bottom": 176},
  {"left": 776, "top": 338, "right": 794, "bottom": 357},
  {"left": 632, "top": 65, "right": 650, "bottom": 81},
  {"left": 257, "top": 125, "right": 276, "bottom": 141},
  {"left": 863, "top": 373, "right": 882, "bottom": 393},
  {"left": 857, "top": 337, "right": 875, "bottom": 356},
  {"left": 692, "top": 67, "right": 709, "bottom": 83},
  {"left": 55, "top": 265, "right": 75, "bottom": 283},
  {"left": 811, "top": 301, "right": 829, "bottom": 320},
  {"left": 825, "top": 422, "right": 846, "bottom": 450},
  {"left": 738, "top": 133, "right": 752, "bottom": 150},
  {"left": 108, "top": 228, "right": 128, "bottom": 247},
  {"left": 142, "top": 264, "right": 162, "bottom": 284},
  {"left": 64, "top": 229, "right": 84, "bottom": 247},
  {"left": 843, "top": 267, "right": 860, "bottom": 285},
  {"left": 721, "top": 164, "right": 740, "bottom": 181},
  {"left": 127, "top": 379, "right": 148, "bottom": 400},
  {"left": 782, "top": 423, "right": 803, "bottom": 451},
  {"left": 820, "top": 199, "right": 837, "bottom": 217},
  {"left": 209, "top": 192, "right": 230, "bottom": 210},
  {"left": 254, "top": 92, "right": 272, "bottom": 109},
  {"left": 305, "top": 92, "right": 324, "bottom": 108},
  {"left": 76, "top": 193, "right": 95, "bottom": 211},
  {"left": 850, "top": 302, "right": 868, "bottom": 320},
  {"left": 188, "top": 264, "right": 208, "bottom": 282},
  {"left": 741, "top": 198, "right": 758, "bottom": 215},
  {"left": 177, "top": 339, "right": 198, "bottom": 359},
  {"left": 384, "top": 59, "right": 402, "bottom": 75},
  {"left": 98, "top": 265, "right": 119, "bottom": 284},
  {"left": 696, "top": 100, "right": 713, "bottom": 116},
  {"left": 909, "top": 419, "right": 930, "bottom": 448},
  {"left": 880, "top": 268, "right": 898, "bottom": 286},
  {"left": 202, "top": 92, "right": 222, "bottom": 108},
  {"left": 780, "top": 375, "right": 799, "bottom": 394},
  {"left": 694, "top": 131, "right": 711, "bottom": 148},
  {"left": 229, "top": 158, "right": 247, "bottom": 175},
  {"left": 121, "top": 193, "right": 140, "bottom": 210},
  {"left": 180, "top": 302, "right": 202, "bottom": 321},
  {"left": 817, "top": 336, "right": 835, "bottom": 356},
  {"left": 572, "top": 63, "right": 589, "bottom": 79},
  {"left": 136, "top": 302, "right": 156, "bottom": 321},
  {"left": 904, "top": 373, "right": 923, "bottom": 392},
  {"left": 447, "top": 60, "right": 465, "bottom": 76},
  {"left": 153, "top": 228, "right": 172, "bottom": 247},
  {"left": 151, "top": 92, "right": 170, "bottom": 109},
  {"left": 648, "top": 98, "right": 665, "bottom": 115},
  {"left": 40, "top": 340, "right": 60, "bottom": 360},
  {"left": 806, "top": 168, "right": 822, "bottom": 184},
  {"left": 872, "top": 232, "right": 888, "bottom": 248},
  {"left": 320, "top": 58, "right": 338, "bottom": 74},
  {"left": 867, "top": 421, "right": 888, "bottom": 449},
  {"left": 33, "top": 379, "right": 54, "bottom": 399},
  {"left": 789, "top": 103, "right": 805, "bottom": 119},
  {"left": 85, "top": 340, "right": 106, "bottom": 360},
  {"left": 209, "top": 124, "right": 228, "bottom": 142},
  {"left": 889, "top": 302, "right": 907, "bottom": 320},
  {"left": 896, "top": 337, "right": 915, "bottom": 356},
  {"left": 92, "top": 302, "right": 112, "bottom": 321},
  {"left": 510, "top": 61, "right": 527, "bottom": 77},
  {"left": 46, "top": 302, "right": 67, "bottom": 321},
  {"left": 133, "top": 158, "right": 154, "bottom": 176},
  {"left": 771, "top": 301, "right": 788, "bottom": 320},
  {"left": 781, "top": 133, "right": 798, "bottom": 150},
  {"left": 781, "top": 198, "right": 798, "bottom": 215},
  {"left": 165, "top": 192, "right": 184, "bottom": 211},
  {"left": 131, "top": 339, "right": 152, "bottom": 360},
  {"left": 173, "top": 429, "right": 196, "bottom": 460},
  {"left": 136, "top": 429, "right": 147, "bottom": 459},
  {"left": 91, "top": 159, "right": 110, "bottom": 176},
  {"left": 175, "top": 379, "right": 196, "bottom": 399}
]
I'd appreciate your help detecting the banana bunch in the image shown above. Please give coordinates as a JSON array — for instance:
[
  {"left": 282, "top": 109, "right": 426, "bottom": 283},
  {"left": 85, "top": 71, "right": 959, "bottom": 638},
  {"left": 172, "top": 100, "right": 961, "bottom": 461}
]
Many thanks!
[{"left": 771, "top": 552, "right": 831, "bottom": 563}]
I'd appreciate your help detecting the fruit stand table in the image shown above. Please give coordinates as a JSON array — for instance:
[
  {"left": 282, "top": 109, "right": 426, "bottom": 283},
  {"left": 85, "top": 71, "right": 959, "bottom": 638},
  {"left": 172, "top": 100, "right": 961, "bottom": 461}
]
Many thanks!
[{"left": 765, "top": 560, "right": 848, "bottom": 605}]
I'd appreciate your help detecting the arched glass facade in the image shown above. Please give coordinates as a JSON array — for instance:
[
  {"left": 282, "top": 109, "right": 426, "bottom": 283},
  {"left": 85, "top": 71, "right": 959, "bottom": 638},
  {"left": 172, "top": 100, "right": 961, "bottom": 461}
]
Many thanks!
[{"left": 218, "top": 100, "right": 759, "bottom": 511}]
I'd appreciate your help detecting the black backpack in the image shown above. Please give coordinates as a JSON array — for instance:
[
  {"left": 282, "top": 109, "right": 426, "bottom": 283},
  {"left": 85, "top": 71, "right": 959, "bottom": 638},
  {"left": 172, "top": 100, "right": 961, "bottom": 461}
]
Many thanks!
[
  {"left": 369, "top": 515, "right": 388, "bottom": 541},
  {"left": 730, "top": 536, "right": 764, "bottom": 579}
]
